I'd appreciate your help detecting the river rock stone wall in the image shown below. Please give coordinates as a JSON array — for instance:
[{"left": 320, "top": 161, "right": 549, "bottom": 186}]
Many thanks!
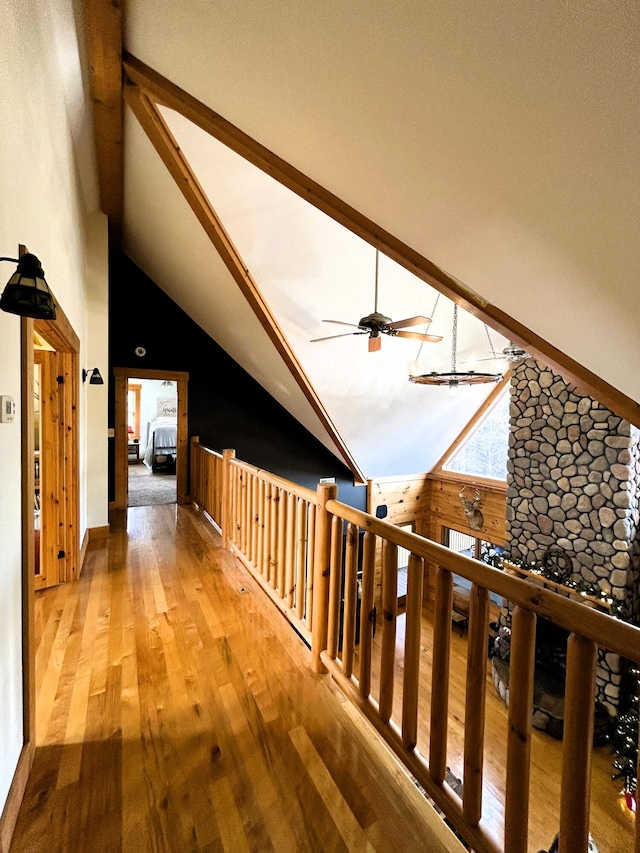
[{"left": 501, "top": 359, "right": 640, "bottom": 717}]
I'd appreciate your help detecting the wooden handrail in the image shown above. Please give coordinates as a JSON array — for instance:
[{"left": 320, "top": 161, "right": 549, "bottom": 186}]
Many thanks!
[
  {"left": 324, "top": 498, "right": 640, "bottom": 659},
  {"left": 190, "top": 440, "right": 640, "bottom": 853},
  {"left": 230, "top": 457, "right": 317, "bottom": 504}
]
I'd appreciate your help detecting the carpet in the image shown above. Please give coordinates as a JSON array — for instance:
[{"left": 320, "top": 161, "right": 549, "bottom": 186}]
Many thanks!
[{"left": 128, "top": 463, "right": 176, "bottom": 507}]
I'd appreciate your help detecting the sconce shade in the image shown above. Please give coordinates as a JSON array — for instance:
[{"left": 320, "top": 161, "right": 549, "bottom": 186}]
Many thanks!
[
  {"left": 0, "top": 254, "right": 56, "bottom": 320},
  {"left": 83, "top": 367, "right": 104, "bottom": 385}
]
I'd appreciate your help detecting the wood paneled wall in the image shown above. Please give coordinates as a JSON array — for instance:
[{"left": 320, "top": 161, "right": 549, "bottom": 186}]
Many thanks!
[{"left": 367, "top": 472, "right": 507, "bottom": 604}]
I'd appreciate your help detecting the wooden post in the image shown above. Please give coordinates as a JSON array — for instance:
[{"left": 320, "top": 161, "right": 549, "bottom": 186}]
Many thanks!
[
  {"left": 379, "top": 540, "right": 398, "bottom": 725},
  {"left": 463, "top": 585, "right": 489, "bottom": 826},
  {"left": 505, "top": 605, "right": 536, "bottom": 853},
  {"left": 559, "top": 633, "right": 597, "bottom": 853},
  {"left": 402, "top": 552, "right": 424, "bottom": 751},
  {"left": 284, "top": 491, "right": 296, "bottom": 608},
  {"left": 342, "top": 522, "right": 359, "bottom": 678},
  {"left": 430, "top": 567, "right": 453, "bottom": 786},
  {"left": 190, "top": 436, "right": 199, "bottom": 505},
  {"left": 276, "top": 487, "right": 287, "bottom": 595},
  {"left": 326, "top": 515, "right": 344, "bottom": 660},
  {"left": 359, "top": 531, "right": 376, "bottom": 700},
  {"left": 306, "top": 509, "right": 316, "bottom": 629},
  {"left": 295, "top": 499, "right": 307, "bottom": 619},
  {"left": 311, "top": 482, "right": 338, "bottom": 673},
  {"left": 220, "top": 449, "right": 236, "bottom": 548}
]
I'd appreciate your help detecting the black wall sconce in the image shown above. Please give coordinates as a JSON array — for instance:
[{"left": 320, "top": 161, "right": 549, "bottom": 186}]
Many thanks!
[
  {"left": 0, "top": 253, "right": 56, "bottom": 320},
  {"left": 83, "top": 368, "right": 104, "bottom": 385}
]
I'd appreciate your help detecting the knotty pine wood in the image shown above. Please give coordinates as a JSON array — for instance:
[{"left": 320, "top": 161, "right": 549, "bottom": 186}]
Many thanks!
[
  {"left": 354, "top": 599, "right": 636, "bottom": 853},
  {"left": 10, "top": 504, "right": 457, "bottom": 853}
]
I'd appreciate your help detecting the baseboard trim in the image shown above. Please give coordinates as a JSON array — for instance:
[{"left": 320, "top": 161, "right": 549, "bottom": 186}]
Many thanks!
[
  {"left": 0, "top": 740, "right": 34, "bottom": 853},
  {"left": 90, "top": 525, "right": 110, "bottom": 540},
  {"left": 79, "top": 525, "right": 111, "bottom": 576}
]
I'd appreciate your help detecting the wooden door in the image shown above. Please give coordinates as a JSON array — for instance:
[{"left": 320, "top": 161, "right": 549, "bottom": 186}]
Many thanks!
[{"left": 33, "top": 346, "right": 79, "bottom": 588}]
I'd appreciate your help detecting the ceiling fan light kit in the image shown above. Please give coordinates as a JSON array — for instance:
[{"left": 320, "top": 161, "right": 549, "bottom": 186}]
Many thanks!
[{"left": 311, "top": 249, "right": 443, "bottom": 352}]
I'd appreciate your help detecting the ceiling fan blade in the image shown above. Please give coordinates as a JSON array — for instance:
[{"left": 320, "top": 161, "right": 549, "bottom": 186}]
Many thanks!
[
  {"left": 322, "top": 320, "right": 362, "bottom": 328},
  {"left": 385, "top": 315, "right": 432, "bottom": 330},
  {"left": 368, "top": 336, "right": 382, "bottom": 352},
  {"left": 310, "top": 332, "right": 366, "bottom": 342},
  {"left": 394, "top": 331, "right": 444, "bottom": 343}
]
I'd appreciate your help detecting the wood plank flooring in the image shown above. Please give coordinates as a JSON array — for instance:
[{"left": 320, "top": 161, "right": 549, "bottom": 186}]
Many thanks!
[{"left": 10, "top": 505, "right": 460, "bottom": 853}]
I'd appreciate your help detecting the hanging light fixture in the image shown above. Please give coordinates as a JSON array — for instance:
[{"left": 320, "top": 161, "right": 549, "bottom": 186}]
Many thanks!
[
  {"left": 409, "top": 304, "right": 503, "bottom": 389},
  {"left": 0, "top": 253, "right": 56, "bottom": 320}
]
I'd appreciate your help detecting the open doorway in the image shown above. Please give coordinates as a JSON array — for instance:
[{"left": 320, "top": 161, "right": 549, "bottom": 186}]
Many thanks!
[
  {"left": 127, "top": 377, "right": 177, "bottom": 506},
  {"left": 113, "top": 368, "right": 188, "bottom": 510}
]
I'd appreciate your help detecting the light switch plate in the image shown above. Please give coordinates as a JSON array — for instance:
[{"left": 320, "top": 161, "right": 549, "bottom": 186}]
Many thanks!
[{"left": 0, "top": 395, "right": 15, "bottom": 423}]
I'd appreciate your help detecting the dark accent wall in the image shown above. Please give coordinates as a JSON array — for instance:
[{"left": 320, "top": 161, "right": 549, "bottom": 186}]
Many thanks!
[{"left": 108, "top": 253, "right": 365, "bottom": 509}]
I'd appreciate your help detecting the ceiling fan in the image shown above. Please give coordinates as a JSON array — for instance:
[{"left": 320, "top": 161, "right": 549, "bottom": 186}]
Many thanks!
[
  {"left": 473, "top": 342, "right": 529, "bottom": 363},
  {"left": 311, "top": 250, "right": 443, "bottom": 352}
]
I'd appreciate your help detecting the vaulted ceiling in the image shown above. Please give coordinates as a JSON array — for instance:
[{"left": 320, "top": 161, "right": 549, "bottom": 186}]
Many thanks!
[{"left": 84, "top": 0, "right": 640, "bottom": 480}]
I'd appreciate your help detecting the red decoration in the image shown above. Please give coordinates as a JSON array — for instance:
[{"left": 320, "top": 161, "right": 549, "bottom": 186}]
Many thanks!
[{"left": 626, "top": 791, "right": 637, "bottom": 812}]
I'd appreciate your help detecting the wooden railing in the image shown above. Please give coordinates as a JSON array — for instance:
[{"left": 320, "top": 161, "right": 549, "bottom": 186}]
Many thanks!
[
  {"left": 190, "top": 440, "right": 640, "bottom": 853},
  {"left": 190, "top": 438, "right": 224, "bottom": 527}
]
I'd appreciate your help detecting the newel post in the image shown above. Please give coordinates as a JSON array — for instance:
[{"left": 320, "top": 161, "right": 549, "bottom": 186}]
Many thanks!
[
  {"left": 311, "top": 482, "right": 338, "bottom": 674},
  {"left": 221, "top": 448, "right": 236, "bottom": 549}
]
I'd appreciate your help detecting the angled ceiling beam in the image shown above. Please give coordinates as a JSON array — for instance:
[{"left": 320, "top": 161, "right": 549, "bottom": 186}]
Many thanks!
[
  {"left": 122, "top": 54, "right": 640, "bottom": 428},
  {"left": 123, "top": 82, "right": 365, "bottom": 483},
  {"left": 83, "top": 0, "right": 124, "bottom": 244}
]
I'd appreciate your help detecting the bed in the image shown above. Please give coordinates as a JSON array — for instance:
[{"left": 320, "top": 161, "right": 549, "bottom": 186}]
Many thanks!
[{"left": 144, "top": 417, "right": 177, "bottom": 471}]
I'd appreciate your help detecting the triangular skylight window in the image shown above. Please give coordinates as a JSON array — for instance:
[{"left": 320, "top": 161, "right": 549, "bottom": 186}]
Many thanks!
[{"left": 442, "top": 386, "right": 510, "bottom": 480}]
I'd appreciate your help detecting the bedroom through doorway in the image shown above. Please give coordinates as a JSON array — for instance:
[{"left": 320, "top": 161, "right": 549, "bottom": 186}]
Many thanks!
[
  {"left": 113, "top": 368, "right": 189, "bottom": 510},
  {"left": 127, "top": 377, "right": 177, "bottom": 506}
]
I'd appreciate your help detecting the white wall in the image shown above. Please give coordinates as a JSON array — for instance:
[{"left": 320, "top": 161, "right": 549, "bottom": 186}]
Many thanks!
[{"left": 0, "top": 0, "right": 107, "bottom": 819}]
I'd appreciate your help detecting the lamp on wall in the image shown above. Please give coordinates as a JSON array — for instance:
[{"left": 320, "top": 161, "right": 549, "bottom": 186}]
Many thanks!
[
  {"left": 82, "top": 368, "right": 104, "bottom": 385},
  {"left": 0, "top": 253, "right": 56, "bottom": 320}
]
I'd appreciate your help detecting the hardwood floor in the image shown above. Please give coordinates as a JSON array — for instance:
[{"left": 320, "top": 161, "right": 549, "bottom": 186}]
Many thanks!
[{"left": 10, "top": 505, "right": 461, "bottom": 853}]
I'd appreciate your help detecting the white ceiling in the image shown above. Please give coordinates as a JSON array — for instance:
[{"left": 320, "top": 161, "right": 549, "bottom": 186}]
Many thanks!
[{"left": 122, "top": 0, "right": 640, "bottom": 477}]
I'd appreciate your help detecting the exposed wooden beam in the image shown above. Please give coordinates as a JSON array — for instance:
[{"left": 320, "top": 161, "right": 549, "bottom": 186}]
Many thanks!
[
  {"left": 122, "top": 83, "right": 365, "bottom": 484},
  {"left": 122, "top": 53, "right": 640, "bottom": 428},
  {"left": 83, "top": 0, "right": 124, "bottom": 244}
]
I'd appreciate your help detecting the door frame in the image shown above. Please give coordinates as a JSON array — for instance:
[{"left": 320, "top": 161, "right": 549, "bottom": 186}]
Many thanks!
[
  {"left": 113, "top": 367, "right": 189, "bottom": 509},
  {"left": 20, "top": 250, "right": 81, "bottom": 751}
]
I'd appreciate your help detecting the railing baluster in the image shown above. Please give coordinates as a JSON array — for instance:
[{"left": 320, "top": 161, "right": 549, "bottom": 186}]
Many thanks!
[
  {"left": 402, "top": 552, "right": 424, "bottom": 751},
  {"left": 430, "top": 566, "right": 453, "bottom": 786},
  {"left": 559, "top": 633, "right": 597, "bottom": 853},
  {"left": 342, "top": 523, "right": 359, "bottom": 678},
  {"left": 379, "top": 540, "right": 398, "bottom": 725},
  {"left": 268, "top": 483, "right": 277, "bottom": 586},
  {"left": 251, "top": 475, "right": 259, "bottom": 568},
  {"left": 504, "top": 605, "right": 536, "bottom": 853},
  {"left": 463, "top": 584, "right": 489, "bottom": 826},
  {"left": 359, "top": 531, "right": 376, "bottom": 700},
  {"left": 306, "top": 508, "right": 316, "bottom": 630},
  {"left": 284, "top": 491, "right": 295, "bottom": 606},
  {"left": 326, "top": 515, "right": 344, "bottom": 660},
  {"left": 256, "top": 479, "right": 263, "bottom": 572},
  {"left": 276, "top": 487, "right": 286, "bottom": 594},
  {"left": 295, "top": 498, "right": 307, "bottom": 619},
  {"left": 240, "top": 470, "right": 247, "bottom": 553}
]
